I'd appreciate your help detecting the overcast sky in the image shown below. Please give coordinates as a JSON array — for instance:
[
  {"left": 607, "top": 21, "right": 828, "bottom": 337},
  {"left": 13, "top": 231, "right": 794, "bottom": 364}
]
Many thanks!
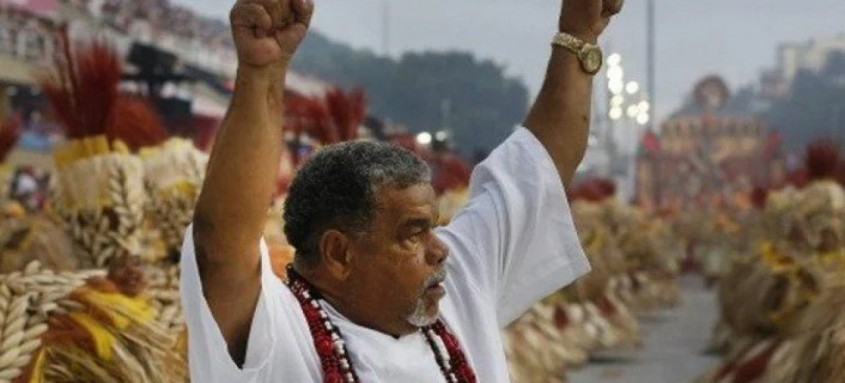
[{"left": 175, "top": 0, "right": 845, "bottom": 120}]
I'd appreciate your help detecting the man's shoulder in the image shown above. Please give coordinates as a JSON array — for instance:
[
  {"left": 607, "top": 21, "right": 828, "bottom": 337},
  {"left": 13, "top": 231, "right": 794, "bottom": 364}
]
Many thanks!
[
  {"left": 261, "top": 275, "right": 301, "bottom": 316},
  {"left": 267, "top": 278, "right": 318, "bottom": 333}
]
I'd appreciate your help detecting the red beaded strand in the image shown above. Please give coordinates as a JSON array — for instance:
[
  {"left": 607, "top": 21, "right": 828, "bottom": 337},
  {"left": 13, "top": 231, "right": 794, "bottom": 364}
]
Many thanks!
[
  {"left": 287, "top": 270, "right": 360, "bottom": 383},
  {"left": 286, "top": 267, "right": 477, "bottom": 383},
  {"left": 428, "top": 321, "right": 477, "bottom": 383}
]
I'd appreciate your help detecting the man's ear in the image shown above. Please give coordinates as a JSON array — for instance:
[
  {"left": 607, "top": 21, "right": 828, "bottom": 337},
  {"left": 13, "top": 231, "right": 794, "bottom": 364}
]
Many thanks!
[{"left": 319, "top": 229, "right": 353, "bottom": 280}]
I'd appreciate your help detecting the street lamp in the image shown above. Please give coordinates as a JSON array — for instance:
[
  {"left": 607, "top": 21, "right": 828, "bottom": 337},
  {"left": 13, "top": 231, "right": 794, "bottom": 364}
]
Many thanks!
[
  {"left": 626, "top": 81, "right": 640, "bottom": 95},
  {"left": 607, "top": 53, "right": 626, "bottom": 121},
  {"left": 606, "top": 54, "right": 650, "bottom": 124},
  {"left": 610, "top": 107, "right": 623, "bottom": 120},
  {"left": 416, "top": 132, "right": 432, "bottom": 145},
  {"left": 607, "top": 53, "right": 622, "bottom": 67},
  {"left": 627, "top": 105, "right": 639, "bottom": 118},
  {"left": 603, "top": 53, "right": 652, "bottom": 184}
]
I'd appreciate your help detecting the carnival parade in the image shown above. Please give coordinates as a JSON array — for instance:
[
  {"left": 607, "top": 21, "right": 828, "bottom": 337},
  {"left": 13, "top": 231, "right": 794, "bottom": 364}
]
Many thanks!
[{"left": 1, "top": 0, "right": 844, "bottom": 382}]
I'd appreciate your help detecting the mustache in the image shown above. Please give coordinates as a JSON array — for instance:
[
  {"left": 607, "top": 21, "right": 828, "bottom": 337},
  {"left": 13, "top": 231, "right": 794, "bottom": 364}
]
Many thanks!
[{"left": 424, "top": 268, "right": 448, "bottom": 289}]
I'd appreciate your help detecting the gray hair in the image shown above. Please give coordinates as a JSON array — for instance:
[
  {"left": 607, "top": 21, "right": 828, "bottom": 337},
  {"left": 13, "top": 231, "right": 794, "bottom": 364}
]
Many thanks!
[{"left": 284, "top": 140, "right": 431, "bottom": 269}]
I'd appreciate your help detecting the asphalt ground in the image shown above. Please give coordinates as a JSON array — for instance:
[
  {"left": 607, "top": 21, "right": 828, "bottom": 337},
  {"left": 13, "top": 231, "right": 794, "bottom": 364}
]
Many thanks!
[{"left": 568, "top": 276, "right": 720, "bottom": 383}]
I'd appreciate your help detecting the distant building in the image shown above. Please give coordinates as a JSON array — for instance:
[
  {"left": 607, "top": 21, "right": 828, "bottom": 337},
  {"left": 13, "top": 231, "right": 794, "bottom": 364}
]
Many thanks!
[
  {"left": 0, "top": 0, "right": 58, "bottom": 75},
  {"left": 636, "top": 76, "right": 785, "bottom": 211},
  {"left": 761, "top": 33, "right": 845, "bottom": 99}
]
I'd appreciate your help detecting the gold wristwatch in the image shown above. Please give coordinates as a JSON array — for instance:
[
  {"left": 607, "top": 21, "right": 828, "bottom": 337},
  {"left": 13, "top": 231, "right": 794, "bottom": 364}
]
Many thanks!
[{"left": 552, "top": 32, "right": 603, "bottom": 75}]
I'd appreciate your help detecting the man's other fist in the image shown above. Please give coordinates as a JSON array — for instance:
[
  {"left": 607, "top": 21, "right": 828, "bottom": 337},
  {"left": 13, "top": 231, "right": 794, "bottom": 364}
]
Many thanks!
[
  {"left": 559, "top": 0, "right": 624, "bottom": 42},
  {"left": 230, "top": 0, "right": 314, "bottom": 68}
]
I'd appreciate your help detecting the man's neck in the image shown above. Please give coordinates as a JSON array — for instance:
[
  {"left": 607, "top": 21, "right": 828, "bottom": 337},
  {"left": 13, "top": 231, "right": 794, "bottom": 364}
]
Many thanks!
[{"left": 292, "top": 265, "right": 417, "bottom": 338}]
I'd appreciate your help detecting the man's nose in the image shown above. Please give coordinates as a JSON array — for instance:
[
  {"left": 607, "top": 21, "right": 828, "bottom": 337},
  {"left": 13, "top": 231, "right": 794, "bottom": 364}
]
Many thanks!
[{"left": 425, "top": 233, "right": 449, "bottom": 266}]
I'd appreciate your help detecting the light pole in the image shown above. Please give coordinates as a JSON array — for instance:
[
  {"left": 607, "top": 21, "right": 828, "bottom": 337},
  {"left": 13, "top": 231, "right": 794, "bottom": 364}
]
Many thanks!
[
  {"left": 645, "top": 0, "right": 662, "bottom": 208},
  {"left": 382, "top": 0, "right": 391, "bottom": 56},
  {"left": 647, "top": 0, "right": 656, "bottom": 132},
  {"left": 605, "top": 53, "right": 651, "bottom": 199}
]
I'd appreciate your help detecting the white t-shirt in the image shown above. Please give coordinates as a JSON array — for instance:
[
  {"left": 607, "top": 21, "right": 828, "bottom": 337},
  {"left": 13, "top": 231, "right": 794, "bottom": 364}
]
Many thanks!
[{"left": 180, "top": 127, "right": 591, "bottom": 382}]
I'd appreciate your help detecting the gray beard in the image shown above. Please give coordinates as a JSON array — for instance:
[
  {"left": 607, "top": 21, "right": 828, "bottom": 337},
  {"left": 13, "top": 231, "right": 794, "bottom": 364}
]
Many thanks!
[
  {"left": 405, "top": 297, "right": 439, "bottom": 327},
  {"left": 404, "top": 268, "right": 447, "bottom": 328}
]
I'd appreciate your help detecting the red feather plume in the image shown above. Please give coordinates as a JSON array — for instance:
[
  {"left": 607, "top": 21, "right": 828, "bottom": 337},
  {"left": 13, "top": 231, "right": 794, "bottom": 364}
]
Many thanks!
[
  {"left": 38, "top": 28, "right": 166, "bottom": 150},
  {"left": 805, "top": 140, "right": 840, "bottom": 181},
  {"left": 286, "top": 87, "right": 368, "bottom": 146},
  {"left": 284, "top": 91, "right": 312, "bottom": 137},
  {"left": 303, "top": 98, "right": 333, "bottom": 144},
  {"left": 786, "top": 168, "right": 809, "bottom": 189},
  {"left": 568, "top": 177, "right": 618, "bottom": 203},
  {"left": 431, "top": 153, "right": 471, "bottom": 194},
  {"left": 0, "top": 116, "right": 21, "bottom": 162},
  {"left": 108, "top": 96, "right": 167, "bottom": 151},
  {"left": 750, "top": 186, "right": 769, "bottom": 210},
  {"left": 38, "top": 27, "right": 121, "bottom": 139},
  {"left": 324, "top": 87, "right": 366, "bottom": 143}
]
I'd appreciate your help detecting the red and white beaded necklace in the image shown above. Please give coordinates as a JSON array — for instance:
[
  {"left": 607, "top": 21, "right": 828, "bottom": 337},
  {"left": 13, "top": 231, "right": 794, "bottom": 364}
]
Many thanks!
[{"left": 286, "top": 267, "right": 478, "bottom": 383}]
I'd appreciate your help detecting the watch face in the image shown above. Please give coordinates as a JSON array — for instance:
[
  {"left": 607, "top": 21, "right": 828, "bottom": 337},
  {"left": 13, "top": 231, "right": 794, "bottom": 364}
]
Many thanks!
[{"left": 582, "top": 47, "right": 603, "bottom": 74}]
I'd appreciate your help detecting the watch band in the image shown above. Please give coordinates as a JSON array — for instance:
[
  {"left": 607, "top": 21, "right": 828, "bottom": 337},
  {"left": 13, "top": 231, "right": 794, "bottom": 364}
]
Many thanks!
[
  {"left": 551, "top": 32, "right": 603, "bottom": 75},
  {"left": 552, "top": 32, "right": 586, "bottom": 53}
]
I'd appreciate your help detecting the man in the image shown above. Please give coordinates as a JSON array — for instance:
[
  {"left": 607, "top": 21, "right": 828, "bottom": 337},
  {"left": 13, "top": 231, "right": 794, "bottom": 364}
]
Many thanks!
[{"left": 181, "top": 0, "right": 623, "bottom": 381}]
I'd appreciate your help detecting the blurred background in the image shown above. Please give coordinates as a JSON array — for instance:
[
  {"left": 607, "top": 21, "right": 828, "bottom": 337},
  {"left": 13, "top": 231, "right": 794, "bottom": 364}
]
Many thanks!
[{"left": 1, "top": 0, "right": 844, "bottom": 382}]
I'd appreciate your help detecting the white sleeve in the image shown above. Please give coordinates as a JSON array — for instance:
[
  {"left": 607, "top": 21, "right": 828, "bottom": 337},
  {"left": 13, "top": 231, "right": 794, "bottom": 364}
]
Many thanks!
[
  {"left": 179, "top": 225, "right": 283, "bottom": 382},
  {"left": 437, "top": 127, "right": 590, "bottom": 327}
]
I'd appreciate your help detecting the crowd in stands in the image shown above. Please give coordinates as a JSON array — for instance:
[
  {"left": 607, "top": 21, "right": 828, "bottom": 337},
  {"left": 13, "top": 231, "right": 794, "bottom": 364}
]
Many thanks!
[
  {"left": 0, "top": 7, "right": 55, "bottom": 64},
  {"left": 0, "top": 0, "right": 237, "bottom": 75},
  {"left": 85, "top": 0, "right": 233, "bottom": 51},
  {"left": 66, "top": 0, "right": 236, "bottom": 74}
]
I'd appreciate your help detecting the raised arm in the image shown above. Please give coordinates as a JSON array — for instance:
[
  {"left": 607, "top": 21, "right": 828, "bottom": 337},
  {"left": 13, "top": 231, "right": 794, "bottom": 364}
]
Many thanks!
[
  {"left": 192, "top": 0, "right": 313, "bottom": 362},
  {"left": 524, "top": 0, "right": 623, "bottom": 187}
]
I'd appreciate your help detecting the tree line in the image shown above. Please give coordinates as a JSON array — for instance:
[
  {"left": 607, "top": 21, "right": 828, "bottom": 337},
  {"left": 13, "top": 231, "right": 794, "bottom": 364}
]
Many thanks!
[{"left": 291, "top": 31, "right": 530, "bottom": 157}]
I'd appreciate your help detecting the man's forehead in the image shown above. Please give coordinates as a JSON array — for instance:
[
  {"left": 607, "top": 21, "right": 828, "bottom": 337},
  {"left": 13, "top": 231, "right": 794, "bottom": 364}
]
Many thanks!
[{"left": 375, "top": 183, "right": 437, "bottom": 219}]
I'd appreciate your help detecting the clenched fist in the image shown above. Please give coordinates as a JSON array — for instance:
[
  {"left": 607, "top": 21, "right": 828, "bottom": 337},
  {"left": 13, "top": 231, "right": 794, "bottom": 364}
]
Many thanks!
[
  {"left": 559, "top": 0, "right": 624, "bottom": 42},
  {"left": 230, "top": 0, "right": 314, "bottom": 69}
]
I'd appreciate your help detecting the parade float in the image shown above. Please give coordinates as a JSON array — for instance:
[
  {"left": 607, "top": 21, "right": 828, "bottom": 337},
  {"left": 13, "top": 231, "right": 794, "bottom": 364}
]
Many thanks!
[
  {"left": 503, "top": 178, "right": 683, "bottom": 382},
  {"left": 1, "top": 81, "right": 81, "bottom": 276},
  {"left": 0, "top": 95, "right": 19, "bottom": 207},
  {"left": 699, "top": 141, "right": 845, "bottom": 383},
  {"left": 0, "top": 32, "right": 198, "bottom": 382}
]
